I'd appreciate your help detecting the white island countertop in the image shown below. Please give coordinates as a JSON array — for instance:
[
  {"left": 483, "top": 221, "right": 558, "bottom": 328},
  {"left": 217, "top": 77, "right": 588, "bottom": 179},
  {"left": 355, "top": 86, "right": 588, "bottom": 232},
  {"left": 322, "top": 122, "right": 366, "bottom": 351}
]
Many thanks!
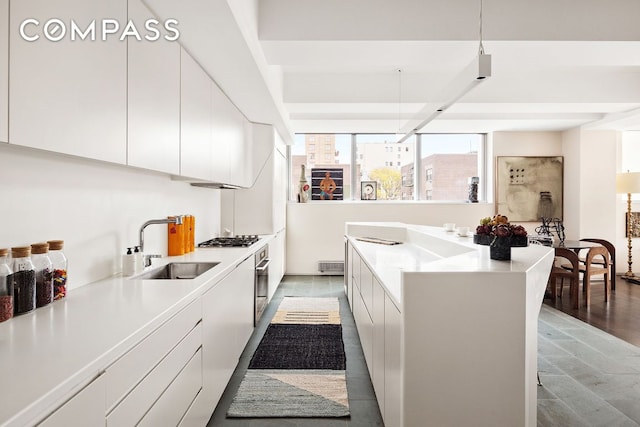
[
  {"left": 346, "top": 221, "right": 552, "bottom": 309},
  {"left": 0, "top": 236, "right": 273, "bottom": 427},
  {"left": 345, "top": 222, "right": 554, "bottom": 427}
]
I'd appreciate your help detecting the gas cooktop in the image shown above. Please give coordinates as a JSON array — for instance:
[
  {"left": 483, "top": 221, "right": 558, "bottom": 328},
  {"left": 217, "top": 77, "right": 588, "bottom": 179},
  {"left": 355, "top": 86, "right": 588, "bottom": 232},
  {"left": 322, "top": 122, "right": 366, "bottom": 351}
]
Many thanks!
[{"left": 198, "top": 235, "right": 260, "bottom": 248}]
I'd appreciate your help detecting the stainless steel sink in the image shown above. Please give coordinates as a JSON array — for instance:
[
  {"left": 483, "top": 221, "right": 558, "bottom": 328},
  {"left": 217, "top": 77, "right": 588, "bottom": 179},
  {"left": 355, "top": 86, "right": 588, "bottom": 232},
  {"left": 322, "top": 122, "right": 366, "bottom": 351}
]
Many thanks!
[{"left": 133, "top": 262, "right": 219, "bottom": 280}]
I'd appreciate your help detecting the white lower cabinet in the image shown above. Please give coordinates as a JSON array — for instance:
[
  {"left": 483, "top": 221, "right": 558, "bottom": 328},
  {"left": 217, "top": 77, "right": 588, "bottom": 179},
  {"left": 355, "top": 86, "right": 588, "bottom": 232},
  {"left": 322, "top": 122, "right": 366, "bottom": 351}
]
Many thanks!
[
  {"left": 138, "top": 349, "right": 203, "bottom": 427},
  {"left": 185, "top": 255, "right": 254, "bottom": 425},
  {"left": 268, "top": 230, "right": 285, "bottom": 302},
  {"left": 348, "top": 246, "right": 402, "bottom": 427},
  {"left": 105, "top": 300, "right": 202, "bottom": 426},
  {"left": 38, "top": 374, "right": 106, "bottom": 427},
  {"left": 372, "top": 278, "right": 386, "bottom": 417},
  {"left": 384, "top": 295, "right": 402, "bottom": 427}
]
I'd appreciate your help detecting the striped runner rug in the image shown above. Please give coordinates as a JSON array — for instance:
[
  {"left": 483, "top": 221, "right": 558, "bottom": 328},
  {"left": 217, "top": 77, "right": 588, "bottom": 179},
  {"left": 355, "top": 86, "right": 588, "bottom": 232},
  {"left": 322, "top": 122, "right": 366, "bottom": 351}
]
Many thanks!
[{"left": 227, "top": 297, "right": 350, "bottom": 418}]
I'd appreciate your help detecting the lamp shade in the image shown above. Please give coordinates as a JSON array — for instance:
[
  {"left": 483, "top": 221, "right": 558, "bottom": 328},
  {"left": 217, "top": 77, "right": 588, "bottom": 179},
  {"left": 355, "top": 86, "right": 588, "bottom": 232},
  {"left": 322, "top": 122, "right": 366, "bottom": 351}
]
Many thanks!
[{"left": 616, "top": 172, "right": 640, "bottom": 194}]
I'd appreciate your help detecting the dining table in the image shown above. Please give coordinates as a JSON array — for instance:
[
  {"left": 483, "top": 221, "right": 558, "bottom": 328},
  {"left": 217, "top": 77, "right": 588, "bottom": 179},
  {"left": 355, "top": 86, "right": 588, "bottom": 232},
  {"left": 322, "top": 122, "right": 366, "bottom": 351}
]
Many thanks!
[{"left": 553, "top": 239, "right": 601, "bottom": 254}]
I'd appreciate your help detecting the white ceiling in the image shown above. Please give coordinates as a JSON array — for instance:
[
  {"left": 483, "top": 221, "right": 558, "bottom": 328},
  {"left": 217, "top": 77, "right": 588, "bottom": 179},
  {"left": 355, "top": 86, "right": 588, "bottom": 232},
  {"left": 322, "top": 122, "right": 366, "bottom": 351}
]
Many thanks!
[{"left": 147, "top": 0, "right": 640, "bottom": 140}]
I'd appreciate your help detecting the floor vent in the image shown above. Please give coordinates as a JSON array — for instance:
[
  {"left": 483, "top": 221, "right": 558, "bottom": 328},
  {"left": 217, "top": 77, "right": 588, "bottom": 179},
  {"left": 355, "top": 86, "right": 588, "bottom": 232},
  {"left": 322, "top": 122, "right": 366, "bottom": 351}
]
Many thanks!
[{"left": 318, "top": 260, "right": 344, "bottom": 275}]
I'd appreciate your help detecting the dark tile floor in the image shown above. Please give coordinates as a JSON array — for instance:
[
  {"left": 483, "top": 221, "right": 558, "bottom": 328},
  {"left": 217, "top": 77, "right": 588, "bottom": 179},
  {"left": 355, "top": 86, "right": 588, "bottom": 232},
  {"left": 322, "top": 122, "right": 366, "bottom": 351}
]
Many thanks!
[
  {"left": 207, "top": 275, "right": 383, "bottom": 427},
  {"left": 208, "top": 275, "right": 640, "bottom": 427}
]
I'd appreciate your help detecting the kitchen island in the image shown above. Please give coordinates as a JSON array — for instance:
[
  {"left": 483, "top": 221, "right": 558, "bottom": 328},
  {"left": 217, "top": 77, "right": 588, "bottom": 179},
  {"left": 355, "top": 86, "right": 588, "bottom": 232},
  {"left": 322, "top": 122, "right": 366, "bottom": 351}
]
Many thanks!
[
  {"left": 0, "top": 236, "right": 274, "bottom": 427},
  {"left": 345, "top": 222, "right": 554, "bottom": 427}
]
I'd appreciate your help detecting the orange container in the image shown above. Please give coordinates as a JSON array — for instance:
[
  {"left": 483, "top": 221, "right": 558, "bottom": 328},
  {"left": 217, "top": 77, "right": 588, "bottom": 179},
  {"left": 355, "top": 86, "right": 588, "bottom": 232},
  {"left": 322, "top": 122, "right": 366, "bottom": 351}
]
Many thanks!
[
  {"left": 167, "top": 216, "right": 185, "bottom": 256},
  {"left": 183, "top": 215, "right": 190, "bottom": 253},
  {"left": 189, "top": 216, "right": 195, "bottom": 251}
]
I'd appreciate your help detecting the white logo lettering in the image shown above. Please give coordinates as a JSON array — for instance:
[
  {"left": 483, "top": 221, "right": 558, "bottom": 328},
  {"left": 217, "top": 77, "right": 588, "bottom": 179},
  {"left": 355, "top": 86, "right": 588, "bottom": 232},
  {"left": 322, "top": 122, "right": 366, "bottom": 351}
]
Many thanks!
[
  {"left": 164, "top": 19, "right": 180, "bottom": 41},
  {"left": 144, "top": 19, "right": 160, "bottom": 41},
  {"left": 44, "top": 19, "right": 66, "bottom": 42},
  {"left": 19, "top": 18, "right": 179, "bottom": 42},
  {"left": 20, "top": 18, "right": 40, "bottom": 42},
  {"left": 70, "top": 20, "right": 96, "bottom": 41},
  {"left": 120, "top": 20, "right": 142, "bottom": 41},
  {"left": 101, "top": 19, "right": 119, "bottom": 41}
]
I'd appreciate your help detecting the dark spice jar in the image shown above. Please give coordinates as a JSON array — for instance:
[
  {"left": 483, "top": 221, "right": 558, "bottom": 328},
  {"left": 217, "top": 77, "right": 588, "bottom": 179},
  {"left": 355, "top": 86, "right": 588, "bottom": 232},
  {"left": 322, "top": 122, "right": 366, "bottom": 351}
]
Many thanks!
[
  {"left": 47, "top": 240, "right": 68, "bottom": 300},
  {"left": 11, "top": 246, "right": 36, "bottom": 315},
  {"left": 31, "top": 243, "right": 53, "bottom": 308},
  {"left": 0, "top": 248, "right": 14, "bottom": 322}
]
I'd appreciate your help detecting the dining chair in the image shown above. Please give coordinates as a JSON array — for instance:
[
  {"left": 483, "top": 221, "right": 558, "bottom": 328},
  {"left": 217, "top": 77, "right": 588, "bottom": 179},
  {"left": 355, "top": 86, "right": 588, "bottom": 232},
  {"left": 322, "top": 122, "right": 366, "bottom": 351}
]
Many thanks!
[
  {"left": 549, "top": 248, "right": 580, "bottom": 309},
  {"left": 579, "top": 238, "right": 616, "bottom": 291},
  {"left": 580, "top": 246, "right": 611, "bottom": 306}
]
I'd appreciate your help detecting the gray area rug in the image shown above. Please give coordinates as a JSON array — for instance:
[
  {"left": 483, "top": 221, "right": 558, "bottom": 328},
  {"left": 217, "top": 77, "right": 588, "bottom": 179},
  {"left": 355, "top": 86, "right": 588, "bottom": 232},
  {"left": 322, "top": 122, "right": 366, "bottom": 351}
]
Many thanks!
[
  {"left": 227, "top": 297, "right": 350, "bottom": 418},
  {"left": 226, "top": 369, "right": 349, "bottom": 418}
]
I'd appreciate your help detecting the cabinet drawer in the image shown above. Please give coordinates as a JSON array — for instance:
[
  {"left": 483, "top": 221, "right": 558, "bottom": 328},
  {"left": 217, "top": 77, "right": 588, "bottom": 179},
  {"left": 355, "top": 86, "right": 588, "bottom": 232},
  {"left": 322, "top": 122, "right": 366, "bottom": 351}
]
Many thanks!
[
  {"left": 360, "top": 264, "right": 373, "bottom": 316},
  {"left": 105, "top": 299, "right": 201, "bottom": 411},
  {"left": 38, "top": 374, "right": 105, "bottom": 427},
  {"left": 107, "top": 323, "right": 202, "bottom": 426},
  {"left": 138, "top": 349, "right": 203, "bottom": 427}
]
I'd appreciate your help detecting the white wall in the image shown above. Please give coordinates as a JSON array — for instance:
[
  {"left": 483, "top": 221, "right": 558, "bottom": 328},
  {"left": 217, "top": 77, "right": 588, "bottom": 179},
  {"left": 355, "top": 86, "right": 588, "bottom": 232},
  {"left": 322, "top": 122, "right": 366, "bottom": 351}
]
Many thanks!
[
  {"left": 0, "top": 144, "right": 221, "bottom": 290},
  {"left": 287, "top": 202, "right": 494, "bottom": 274}
]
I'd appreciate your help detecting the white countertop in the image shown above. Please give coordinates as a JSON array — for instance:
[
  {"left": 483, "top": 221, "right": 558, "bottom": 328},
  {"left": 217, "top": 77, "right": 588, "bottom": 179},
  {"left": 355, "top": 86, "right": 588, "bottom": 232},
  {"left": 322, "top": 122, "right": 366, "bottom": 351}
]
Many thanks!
[
  {"left": 346, "top": 222, "right": 552, "bottom": 308},
  {"left": 0, "top": 236, "right": 272, "bottom": 427}
]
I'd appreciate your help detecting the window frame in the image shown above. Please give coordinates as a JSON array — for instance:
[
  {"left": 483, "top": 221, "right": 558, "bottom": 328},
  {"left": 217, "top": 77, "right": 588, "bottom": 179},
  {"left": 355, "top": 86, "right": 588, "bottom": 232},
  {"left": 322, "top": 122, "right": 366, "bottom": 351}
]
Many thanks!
[{"left": 289, "top": 133, "right": 487, "bottom": 202}]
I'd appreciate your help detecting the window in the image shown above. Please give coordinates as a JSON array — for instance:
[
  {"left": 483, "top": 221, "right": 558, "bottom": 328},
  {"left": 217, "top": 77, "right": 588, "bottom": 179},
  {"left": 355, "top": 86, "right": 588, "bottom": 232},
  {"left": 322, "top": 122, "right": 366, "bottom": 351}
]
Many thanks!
[
  {"left": 420, "top": 134, "right": 481, "bottom": 201},
  {"left": 290, "top": 134, "right": 352, "bottom": 200},
  {"left": 356, "top": 134, "right": 415, "bottom": 200},
  {"left": 290, "top": 133, "right": 484, "bottom": 201}
]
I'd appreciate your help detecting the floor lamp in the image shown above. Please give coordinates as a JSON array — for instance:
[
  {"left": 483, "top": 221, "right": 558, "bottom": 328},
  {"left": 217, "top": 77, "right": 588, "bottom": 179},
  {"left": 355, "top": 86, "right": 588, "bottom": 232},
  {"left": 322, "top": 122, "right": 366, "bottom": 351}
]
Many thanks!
[{"left": 617, "top": 171, "right": 640, "bottom": 284}]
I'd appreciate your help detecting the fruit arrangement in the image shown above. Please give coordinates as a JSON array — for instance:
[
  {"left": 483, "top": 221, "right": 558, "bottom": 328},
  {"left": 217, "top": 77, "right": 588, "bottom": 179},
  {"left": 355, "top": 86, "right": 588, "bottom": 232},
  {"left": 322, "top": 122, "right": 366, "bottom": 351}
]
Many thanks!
[{"left": 474, "top": 214, "right": 529, "bottom": 247}]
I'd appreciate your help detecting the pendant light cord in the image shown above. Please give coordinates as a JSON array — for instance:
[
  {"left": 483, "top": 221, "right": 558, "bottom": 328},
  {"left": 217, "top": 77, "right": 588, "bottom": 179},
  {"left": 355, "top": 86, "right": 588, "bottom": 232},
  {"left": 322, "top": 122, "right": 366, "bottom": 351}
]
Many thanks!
[
  {"left": 397, "top": 68, "right": 402, "bottom": 134},
  {"left": 478, "top": 0, "right": 485, "bottom": 54}
]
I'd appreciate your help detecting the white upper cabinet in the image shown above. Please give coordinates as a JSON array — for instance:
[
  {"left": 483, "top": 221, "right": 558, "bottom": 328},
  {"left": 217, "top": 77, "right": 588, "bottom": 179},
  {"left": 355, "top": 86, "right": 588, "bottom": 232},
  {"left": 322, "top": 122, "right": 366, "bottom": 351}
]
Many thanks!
[
  {"left": 127, "top": 0, "right": 180, "bottom": 174},
  {"left": 9, "top": 0, "right": 127, "bottom": 163},
  {"left": 211, "top": 82, "right": 250, "bottom": 186},
  {"left": 0, "top": 0, "right": 7, "bottom": 143},
  {"left": 180, "top": 48, "right": 213, "bottom": 181},
  {"left": 209, "top": 82, "right": 231, "bottom": 184}
]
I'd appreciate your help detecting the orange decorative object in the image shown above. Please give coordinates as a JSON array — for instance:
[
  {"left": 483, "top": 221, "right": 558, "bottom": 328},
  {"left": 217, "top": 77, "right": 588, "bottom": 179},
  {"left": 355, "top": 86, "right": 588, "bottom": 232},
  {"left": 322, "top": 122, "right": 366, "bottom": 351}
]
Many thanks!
[{"left": 168, "top": 216, "right": 185, "bottom": 256}]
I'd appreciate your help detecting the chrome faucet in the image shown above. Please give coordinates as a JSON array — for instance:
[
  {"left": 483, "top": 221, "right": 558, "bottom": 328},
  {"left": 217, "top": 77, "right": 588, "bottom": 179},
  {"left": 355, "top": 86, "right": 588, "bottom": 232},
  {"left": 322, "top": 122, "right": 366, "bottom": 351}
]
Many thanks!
[{"left": 139, "top": 216, "right": 183, "bottom": 267}]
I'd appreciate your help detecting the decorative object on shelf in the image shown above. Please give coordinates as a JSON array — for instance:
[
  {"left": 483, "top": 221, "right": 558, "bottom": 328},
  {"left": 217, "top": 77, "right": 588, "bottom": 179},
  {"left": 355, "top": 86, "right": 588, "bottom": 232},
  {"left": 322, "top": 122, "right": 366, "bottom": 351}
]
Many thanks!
[
  {"left": 616, "top": 171, "right": 640, "bottom": 284},
  {"left": 468, "top": 176, "right": 479, "bottom": 203},
  {"left": 473, "top": 214, "right": 528, "bottom": 260},
  {"left": 311, "top": 168, "right": 343, "bottom": 201},
  {"left": 496, "top": 156, "right": 563, "bottom": 221},
  {"left": 298, "top": 164, "right": 310, "bottom": 203},
  {"left": 361, "top": 181, "right": 377, "bottom": 200}
]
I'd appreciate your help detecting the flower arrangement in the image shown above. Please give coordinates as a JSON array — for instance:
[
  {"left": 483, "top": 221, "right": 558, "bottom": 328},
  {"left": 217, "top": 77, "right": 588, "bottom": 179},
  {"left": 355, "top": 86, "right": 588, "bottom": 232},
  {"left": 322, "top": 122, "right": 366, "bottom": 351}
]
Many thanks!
[{"left": 473, "top": 214, "right": 529, "bottom": 248}]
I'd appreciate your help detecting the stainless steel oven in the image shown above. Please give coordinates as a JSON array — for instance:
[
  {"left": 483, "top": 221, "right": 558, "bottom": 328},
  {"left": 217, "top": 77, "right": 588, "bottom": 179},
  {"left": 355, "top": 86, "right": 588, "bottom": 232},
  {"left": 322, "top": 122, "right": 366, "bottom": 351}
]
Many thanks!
[{"left": 254, "top": 245, "right": 270, "bottom": 326}]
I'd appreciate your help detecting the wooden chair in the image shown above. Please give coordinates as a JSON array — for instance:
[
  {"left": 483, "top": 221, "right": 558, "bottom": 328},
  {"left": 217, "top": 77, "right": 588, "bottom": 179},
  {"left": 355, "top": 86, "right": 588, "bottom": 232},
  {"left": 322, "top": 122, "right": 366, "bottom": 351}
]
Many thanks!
[
  {"left": 548, "top": 248, "right": 580, "bottom": 309},
  {"left": 579, "top": 238, "right": 616, "bottom": 291},
  {"left": 581, "top": 246, "right": 611, "bottom": 306}
]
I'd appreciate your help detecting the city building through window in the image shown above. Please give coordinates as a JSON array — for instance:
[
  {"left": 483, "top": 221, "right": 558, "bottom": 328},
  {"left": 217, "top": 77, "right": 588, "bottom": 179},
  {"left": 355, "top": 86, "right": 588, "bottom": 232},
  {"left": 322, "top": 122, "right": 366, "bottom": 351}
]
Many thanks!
[{"left": 289, "top": 133, "right": 484, "bottom": 201}]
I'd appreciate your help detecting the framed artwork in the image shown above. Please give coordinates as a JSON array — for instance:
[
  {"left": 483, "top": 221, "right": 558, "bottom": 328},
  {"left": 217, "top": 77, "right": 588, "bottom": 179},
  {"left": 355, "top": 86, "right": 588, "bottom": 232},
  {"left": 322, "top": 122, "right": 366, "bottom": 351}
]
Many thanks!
[
  {"left": 495, "top": 156, "right": 563, "bottom": 222},
  {"left": 626, "top": 212, "right": 640, "bottom": 238},
  {"left": 311, "top": 168, "right": 343, "bottom": 200},
  {"left": 361, "top": 181, "right": 377, "bottom": 200}
]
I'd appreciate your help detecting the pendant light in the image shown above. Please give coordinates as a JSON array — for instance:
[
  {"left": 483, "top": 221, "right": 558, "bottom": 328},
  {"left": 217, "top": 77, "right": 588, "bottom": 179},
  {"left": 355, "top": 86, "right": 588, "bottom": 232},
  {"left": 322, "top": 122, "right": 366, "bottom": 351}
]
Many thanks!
[{"left": 397, "top": 0, "right": 491, "bottom": 143}]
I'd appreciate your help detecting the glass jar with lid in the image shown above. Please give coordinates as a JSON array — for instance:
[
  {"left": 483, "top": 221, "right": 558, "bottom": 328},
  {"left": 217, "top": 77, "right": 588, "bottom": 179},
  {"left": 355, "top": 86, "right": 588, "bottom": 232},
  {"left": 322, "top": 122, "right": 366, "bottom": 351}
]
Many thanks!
[
  {"left": 31, "top": 243, "right": 53, "bottom": 307},
  {"left": 0, "top": 248, "right": 13, "bottom": 322},
  {"left": 11, "top": 246, "right": 36, "bottom": 315},
  {"left": 47, "top": 240, "right": 68, "bottom": 300}
]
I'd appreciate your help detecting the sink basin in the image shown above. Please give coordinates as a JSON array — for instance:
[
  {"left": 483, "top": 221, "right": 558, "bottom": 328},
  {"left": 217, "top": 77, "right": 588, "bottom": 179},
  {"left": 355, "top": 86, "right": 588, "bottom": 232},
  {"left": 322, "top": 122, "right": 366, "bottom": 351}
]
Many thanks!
[{"left": 133, "top": 262, "right": 219, "bottom": 280}]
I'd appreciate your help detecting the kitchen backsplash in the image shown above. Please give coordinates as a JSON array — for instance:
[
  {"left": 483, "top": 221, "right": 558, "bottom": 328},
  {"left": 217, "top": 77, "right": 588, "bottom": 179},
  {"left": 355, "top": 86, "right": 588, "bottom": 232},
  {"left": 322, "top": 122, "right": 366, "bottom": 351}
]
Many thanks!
[{"left": 0, "top": 144, "right": 221, "bottom": 290}]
